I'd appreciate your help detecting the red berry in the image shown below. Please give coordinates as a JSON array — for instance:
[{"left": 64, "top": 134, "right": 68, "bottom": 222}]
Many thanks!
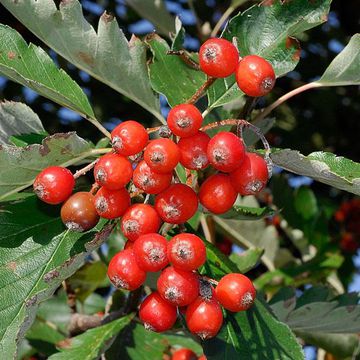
[
  {"left": 199, "top": 174, "right": 237, "bottom": 214},
  {"left": 155, "top": 184, "right": 198, "bottom": 224},
  {"left": 139, "top": 291, "right": 177, "bottom": 332},
  {"left": 107, "top": 249, "right": 146, "bottom": 291},
  {"left": 94, "top": 186, "right": 130, "bottom": 219},
  {"left": 157, "top": 266, "right": 199, "bottom": 307},
  {"left": 207, "top": 132, "right": 245, "bottom": 173},
  {"left": 167, "top": 104, "right": 203, "bottom": 138},
  {"left": 94, "top": 153, "right": 132, "bottom": 190},
  {"left": 111, "top": 120, "right": 148, "bottom": 156},
  {"left": 340, "top": 233, "right": 359, "bottom": 253},
  {"left": 229, "top": 152, "right": 268, "bottom": 195},
  {"left": 172, "top": 348, "right": 197, "bottom": 360},
  {"left": 235, "top": 55, "right": 275, "bottom": 97},
  {"left": 167, "top": 233, "right": 206, "bottom": 271},
  {"left": 178, "top": 131, "right": 210, "bottom": 170},
  {"left": 186, "top": 296, "right": 223, "bottom": 339},
  {"left": 133, "top": 160, "right": 172, "bottom": 194},
  {"left": 198, "top": 356, "right": 207, "bottom": 360},
  {"left": 199, "top": 38, "right": 239, "bottom": 78},
  {"left": 215, "top": 273, "right": 256, "bottom": 312},
  {"left": 33, "top": 166, "right": 75, "bottom": 204},
  {"left": 121, "top": 204, "right": 161, "bottom": 241},
  {"left": 60, "top": 192, "right": 99, "bottom": 232},
  {"left": 133, "top": 233, "right": 169, "bottom": 272},
  {"left": 144, "top": 138, "right": 180, "bottom": 174}
]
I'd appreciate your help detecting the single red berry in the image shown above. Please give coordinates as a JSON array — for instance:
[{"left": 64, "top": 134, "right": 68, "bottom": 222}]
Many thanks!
[
  {"left": 121, "top": 204, "right": 161, "bottom": 241},
  {"left": 133, "top": 160, "right": 172, "bottom": 194},
  {"left": 107, "top": 249, "right": 146, "bottom": 291},
  {"left": 157, "top": 266, "right": 199, "bottom": 307},
  {"left": 229, "top": 152, "right": 268, "bottom": 195},
  {"left": 340, "top": 233, "right": 359, "bottom": 253},
  {"left": 186, "top": 296, "right": 223, "bottom": 339},
  {"left": 94, "top": 186, "right": 130, "bottom": 219},
  {"left": 167, "top": 233, "right": 206, "bottom": 271},
  {"left": 199, "top": 174, "right": 237, "bottom": 214},
  {"left": 198, "top": 356, "right": 207, "bottom": 360},
  {"left": 155, "top": 184, "right": 198, "bottom": 224},
  {"left": 215, "top": 273, "right": 256, "bottom": 312},
  {"left": 139, "top": 291, "right": 177, "bottom": 332},
  {"left": 172, "top": 348, "right": 197, "bottom": 360},
  {"left": 235, "top": 55, "right": 276, "bottom": 97},
  {"left": 111, "top": 120, "right": 148, "bottom": 156},
  {"left": 144, "top": 138, "right": 180, "bottom": 174},
  {"left": 133, "top": 233, "right": 169, "bottom": 272},
  {"left": 94, "top": 153, "right": 133, "bottom": 190},
  {"left": 60, "top": 192, "right": 99, "bottom": 232},
  {"left": 207, "top": 132, "right": 245, "bottom": 173},
  {"left": 167, "top": 104, "right": 203, "bottom": 138},
  {"left": 33, "top": 166, "right": 75, "bottom": 204},
  {"left": 178, "top": 131, "right": 210, "bottom": 170},
  {"left": 199, "top": 38, "right": 239, "bottom": 78}
]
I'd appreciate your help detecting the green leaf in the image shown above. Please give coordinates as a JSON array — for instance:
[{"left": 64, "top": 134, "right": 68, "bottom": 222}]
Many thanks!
[
  {"left": 1, "top": 0, "right": 163, "bottom": 123},
  {"left": 0, "top": 132, "right": 96, "bottom": 201},
  {"left": 270, "top": 287, "right": 360, "bottom": 334},
  {"left": 204, "top": 298, "right": 304, "bottom": 360},
  {"left": 317, "top": 34, "right": 360, "bottom": 86},
  {"left": 0, "top": 25, "right": 94, "bottom": 119},
  {"left": 229, "top": 248, "right": 264, "bottom": 273},
  {"left": 207, "top": 0, "right": 332, "bottom": 110},
  {"left": 49, "top": 315, "right": 133, "bottom": 360},
  {"left": 271, "top": 149, "right": 360, "bottom": 195},
  {"left": 171, "top": 17, "right": 186, "bottom": 51},
  {"left": 0, "top": 195, "right": 113, "bottom": 358},
  {"left": 294, "top": 186, "right": 318, "bottom": 221},
  {"left": 0, "top": 101, "right": 45, "bottom": 145},
  {"left": 9, "top": 133, "right": 48, "bottom": 147},
  {"left": 126, "top": 0, "right": 175, "bottom": 36},
  {"left": 67, "top": 261, "right": 108, "bottom": 302},
  {"left": 146, "top": 34, "right": 206, "bottom": 107},
  {"left": 214, "top": 204, "right": 275, "bottom": 220}
]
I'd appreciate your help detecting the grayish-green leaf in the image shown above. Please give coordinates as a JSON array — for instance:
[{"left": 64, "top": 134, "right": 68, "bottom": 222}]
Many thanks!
[
  {"left": 318, "top": 34, "right": 360, "bottom": 86},
  {"left": 0, "top": 101, "right": 45, "bottom": 145},
  {"left": 0, "top": 196, "right": 113, "bottom": 359},
  {"left": 49, "top": 315, "right": 133, "bottom": 360},
  {"left": 1, "top": 0, "right": 163, "bottom": 122},
  {"left": 0, "top": 132, "right": 96, "bottom": 200},
  {"left": 126, "top": 0, "right": 175, "bottom": 36},
  {"left": 271, "top": 149, "right": 360, "bottom": 195},
  {"left": 0, "top": 25, "right": 94, "bottom": 119},
  {"left": 171, "top": 17, "right": 185, "bottom": 51},
  {"left": 229, "top": 248, "right": 264, "bottom": 273},
  {"left": 214, "top": 204, "right": 275, "bottom": 220}
]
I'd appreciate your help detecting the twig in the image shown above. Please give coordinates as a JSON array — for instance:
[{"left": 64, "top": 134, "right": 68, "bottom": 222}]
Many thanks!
[
  {"left": 187, "top": 0, "right": 204, "bottom": 40},
  {"left": 73, "top": 158, "right": 99, "bottom": 179},
  {"left": 167, "top": 50, "right": 200, "bottom": 70},
  {"left": 211, "top": 5, "right": 235, "bottom": 37},
  {"left": 85, "top": 116, "right": 111, "bottom": 139},
  {"left": 186, "top": 77, "right": 216, "bottom": 104}
]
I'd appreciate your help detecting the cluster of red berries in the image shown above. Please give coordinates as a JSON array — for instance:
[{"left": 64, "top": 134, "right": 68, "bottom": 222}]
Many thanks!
[
  {"left": 108, "top": 231, "right": 255, "bottom": 338},
  {"left": 199, "top": 38, "right": 276, "bottom": 97}
]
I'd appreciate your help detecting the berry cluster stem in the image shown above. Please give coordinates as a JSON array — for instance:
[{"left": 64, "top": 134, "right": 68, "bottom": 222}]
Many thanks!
[
  {"left": 167, "top": 50, "right": 200, "bottom": 70},
  {"left": 186, "top": 76, "right": 216, "bottom": 104},
  {"left": 73, "top": 158, "right": 99, "bottom": 179}
]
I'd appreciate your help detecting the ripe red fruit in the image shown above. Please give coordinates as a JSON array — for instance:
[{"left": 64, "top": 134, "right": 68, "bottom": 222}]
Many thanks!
[
  {"left": 94, "top": 153, "right": 132, "bottom": 190},
  {"left": 199, "top": 174, "right": 237, "bottom": 214},
  {"left": 167, "top": 233, "right": 206, "bottom": 271},
  {"left": 107, "top": 249, "right": 146, "bottom": 291},
  {"left": 199, "top": 38, "right": 239, "bottom": 78},
  {"left": 144, "top": 138, "right": 180, "bottom": 174},
  {"left": 236, "top": 55, "right": 276, "bottom": 97},
  {"left": 133, "top": 233, "right": 169, "bottom": 272},
  {"left": 229, "top": 152, "right": 269, "bottom": 195},
  {"left": 155, "top": 184, "right": 198, "bottom": 224},
  {"left": 207, "top": 132, "right": 245, "bottom": 173},
  {"left": 167, "top": 104, "right": 203, "bottom": 138},
  {"left": 172, "top": 348, "right": 197, "bottom": 360},
  {"left": 215, "top": 273, "right": 256, "bottom": 312},
  {"left": 33, "top": 166, "right": 75, "bottom": 204},
  {"left": 94, "top": 187, "right": 130, "bottom": 219},
  {"left": 157, "top": 266, "right": 199, "bottom": 307},
  {"left": 60, "top": 192, "right": 99, "bottom": 232},
  {"left": 111, "top": 120, "right": 148, "bottom": 156},
  {"left": 178, "top": 131, "right": 210, "bottom": 170},
  {"left": 133, "top": 160, "right": 172, "bottom": 194},
  {"left": 121, "top": 204, "right": 161, "bottom": 241},
  {"left": 139, "top": 291, "right": 177, "bottom": 332},
  {"left": 198, "top": 356, "right": 207, "bottom": 360},
  {"left": 186, "top": 296, "right": 223, "bottom": 339},
  {"left": 340, "top": 232, "right": 359, "bottom": 253}
]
